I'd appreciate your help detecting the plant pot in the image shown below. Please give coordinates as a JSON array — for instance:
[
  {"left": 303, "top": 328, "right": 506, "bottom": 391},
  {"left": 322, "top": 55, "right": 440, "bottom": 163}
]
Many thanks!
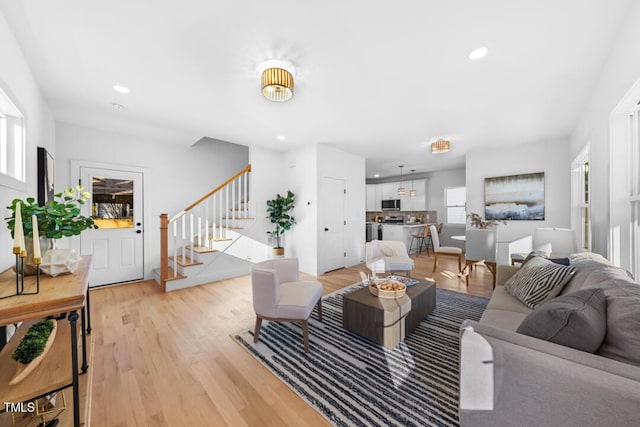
[{"left": 273, "top": 247, "right": 285, "bottom": 257}]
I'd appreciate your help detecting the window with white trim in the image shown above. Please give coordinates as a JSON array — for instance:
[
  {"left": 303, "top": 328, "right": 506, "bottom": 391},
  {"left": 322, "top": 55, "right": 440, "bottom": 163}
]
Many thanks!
[
  {"left": 445, "top": 186, "right": 466, "bottom": 224},
  {"left": 571, "top": 145, "right": 590, "bottom": 251},
  {"left": 0, "top": 87, "right": 26, "bottom": 190}
]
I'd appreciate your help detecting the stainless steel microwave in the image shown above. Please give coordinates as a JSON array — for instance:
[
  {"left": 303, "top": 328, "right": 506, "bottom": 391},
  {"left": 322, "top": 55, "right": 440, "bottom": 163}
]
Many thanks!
[{"left": 381, "top": 199, "right": 401, "bottom": 210}]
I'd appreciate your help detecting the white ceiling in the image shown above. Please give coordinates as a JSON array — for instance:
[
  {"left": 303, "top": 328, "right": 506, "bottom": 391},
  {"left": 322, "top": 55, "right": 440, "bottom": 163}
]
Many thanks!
[{"left": 0, "top": 0, "right": 633, "bottom": 178}]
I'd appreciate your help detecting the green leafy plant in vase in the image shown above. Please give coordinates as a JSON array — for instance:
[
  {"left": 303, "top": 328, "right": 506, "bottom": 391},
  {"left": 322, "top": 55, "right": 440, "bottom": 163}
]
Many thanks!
[
  {"left": 5, "top": 186, "right": 98, "bottom": 274},
  {"left": 266, "top": 190, "right": 295, "bottom": 256}
]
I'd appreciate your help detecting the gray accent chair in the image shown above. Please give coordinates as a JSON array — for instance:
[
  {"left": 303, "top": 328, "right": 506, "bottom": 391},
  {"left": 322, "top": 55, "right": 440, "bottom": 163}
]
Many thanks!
[{"left": 251, "top": 258, "right": 323, "bottom": 353}]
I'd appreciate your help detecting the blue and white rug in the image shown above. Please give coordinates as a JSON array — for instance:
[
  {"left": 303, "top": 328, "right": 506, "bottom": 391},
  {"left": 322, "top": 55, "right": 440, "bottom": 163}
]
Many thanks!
[{"left": 234, "top": 284, "right": 488, "bottom": 427}]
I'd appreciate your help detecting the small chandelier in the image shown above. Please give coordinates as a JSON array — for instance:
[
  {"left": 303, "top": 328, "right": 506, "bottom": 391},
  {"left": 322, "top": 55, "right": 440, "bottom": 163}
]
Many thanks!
[
  {"left": 397, "top": 166, "right": 405, "bottom": 196},
  {"left": 409, "top": 169, "right": 417, "bottom": 198},
  {"left": 431, "top": 139, "right": 450, "bottom": 154},
  {"left": 261, "top": 67, "right": 294, "bottom": 102}
]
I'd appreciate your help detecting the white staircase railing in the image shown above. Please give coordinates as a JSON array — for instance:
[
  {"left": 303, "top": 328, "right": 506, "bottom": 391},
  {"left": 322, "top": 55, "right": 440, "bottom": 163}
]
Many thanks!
[{"left": 159, "top": 164, "right": 251, "bottom": 290}]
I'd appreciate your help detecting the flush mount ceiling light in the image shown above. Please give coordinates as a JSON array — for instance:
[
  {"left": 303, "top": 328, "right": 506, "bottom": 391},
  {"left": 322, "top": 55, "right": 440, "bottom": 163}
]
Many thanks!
[
  {"left": 431, "top": 139, "right": 450, "bottom": 154},
  {"left": 261, "top": 67, "right": 294, "bottom": 102},
  {"left": 469, "top": 47, "right": 488, "bottom": 60},
  {"left": 277, "top": 135, "right": 287, "bottom": 140},
  {"left": 397, "top": 165, "right": 405, "bottom": 196}
]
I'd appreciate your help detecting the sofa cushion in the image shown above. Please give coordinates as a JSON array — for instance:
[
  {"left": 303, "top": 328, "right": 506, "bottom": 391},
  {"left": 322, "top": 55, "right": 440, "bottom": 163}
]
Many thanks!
[
  {"left": 486, "top": 286, "right": 532, "bottom": 314},
  {"left": 597, "top": 294, "right": 640, "bottom": 366},
  {"left": 516, "top": 288, "right": 607, "bottom": 353},
  {"left": 563, "top": 260, "right": 635, "bottom": 295},
  {"left": 504, "top": 256, "right": 576, "bottom": 309},
  {"left": 479, "top": 309, "right": 530, "bottom": 332}
]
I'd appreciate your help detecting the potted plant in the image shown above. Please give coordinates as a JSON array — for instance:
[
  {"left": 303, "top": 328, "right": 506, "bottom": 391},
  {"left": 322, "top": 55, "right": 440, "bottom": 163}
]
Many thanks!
[
  {"left": 5, "top": 186, "right": 98, "bottom": 274},
  {"left": 266, "top": 190, "right": 295, "bottom": 256}
]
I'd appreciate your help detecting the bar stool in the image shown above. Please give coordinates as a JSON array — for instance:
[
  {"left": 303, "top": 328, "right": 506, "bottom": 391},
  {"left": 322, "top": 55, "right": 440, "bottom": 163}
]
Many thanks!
[{"left": 409, "top": 225, "right": 429, "bottom": 255}]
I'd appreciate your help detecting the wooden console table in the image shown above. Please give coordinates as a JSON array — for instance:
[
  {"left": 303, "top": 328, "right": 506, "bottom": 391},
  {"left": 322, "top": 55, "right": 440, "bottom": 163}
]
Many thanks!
[{"left": 0, "top": 255, "right": 92, "bottom": 427}]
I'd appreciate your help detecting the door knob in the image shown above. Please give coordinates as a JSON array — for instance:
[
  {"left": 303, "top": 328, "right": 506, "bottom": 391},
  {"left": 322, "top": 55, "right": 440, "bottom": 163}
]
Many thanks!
[
  {"left": 324, "top": 228, "right": 329, "bottom": 231},
  {"left": 136, "top": 230, "right": 142, "bottom": 234}
]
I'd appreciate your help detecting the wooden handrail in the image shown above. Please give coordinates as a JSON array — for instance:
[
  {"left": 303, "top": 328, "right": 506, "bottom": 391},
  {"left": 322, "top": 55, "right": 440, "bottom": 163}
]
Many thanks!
[
  {"left": 160, "top": 164, "right": 251, "bottom": 289},
  {"left": 179, "top": 164, "right": 251, "bottom": 217}
]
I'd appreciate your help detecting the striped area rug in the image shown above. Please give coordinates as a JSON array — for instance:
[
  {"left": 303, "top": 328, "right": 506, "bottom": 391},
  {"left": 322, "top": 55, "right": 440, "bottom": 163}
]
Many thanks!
[{"left": 233, "top": 284, "right": 488, "bottom": 427}]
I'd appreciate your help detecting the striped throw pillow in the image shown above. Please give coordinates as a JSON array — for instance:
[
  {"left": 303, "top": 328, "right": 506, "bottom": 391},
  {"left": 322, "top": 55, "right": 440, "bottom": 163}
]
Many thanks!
[{"left": 504, "top": 256, "right": 576, "bottom": 309}]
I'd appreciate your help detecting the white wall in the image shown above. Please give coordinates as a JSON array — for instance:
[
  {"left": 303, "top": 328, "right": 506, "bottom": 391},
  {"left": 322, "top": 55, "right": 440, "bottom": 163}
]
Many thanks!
[
  {"left": 425, "top": 168, "right": 465, "bottom": 223},
  {"left": 284, "top": 145, "right": 318, "bottom": 275},
  {"left": 55, "top": 122, "right": 248, "bottom": 279},
  {"left": 466, "top": 139, "right": 571, "bottom": 243},
  {"left": 0, "top": 11, "right": 55, "bottom": 272},
  {"left": 245, "top": 146, "right": 285, "bottom": 243},
  {"left": 317, "top": 144, "right": 366, "bottom": 273},
  {"left": 570, "top": 1, "right": 640, "bottom": 258}
]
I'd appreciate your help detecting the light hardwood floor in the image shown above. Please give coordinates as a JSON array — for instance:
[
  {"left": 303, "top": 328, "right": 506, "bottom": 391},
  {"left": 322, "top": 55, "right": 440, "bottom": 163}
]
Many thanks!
[{"left": 89, "top": 251, "right": 494, "bottom": 426}]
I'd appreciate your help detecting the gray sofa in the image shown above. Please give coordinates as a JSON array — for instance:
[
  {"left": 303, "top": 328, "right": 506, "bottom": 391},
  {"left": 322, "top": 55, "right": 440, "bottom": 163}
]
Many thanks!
[{"left": 459, "top": 254, "right": 640, "bottom": 427}]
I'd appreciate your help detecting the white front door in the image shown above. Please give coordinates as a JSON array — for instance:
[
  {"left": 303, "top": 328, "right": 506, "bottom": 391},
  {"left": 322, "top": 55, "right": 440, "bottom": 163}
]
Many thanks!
[
  {"left": 320, "top": 177, "right": 346, "bottom": 273},
  {"left": 79, "top": 167, "right": 144, "bottom": 287}
]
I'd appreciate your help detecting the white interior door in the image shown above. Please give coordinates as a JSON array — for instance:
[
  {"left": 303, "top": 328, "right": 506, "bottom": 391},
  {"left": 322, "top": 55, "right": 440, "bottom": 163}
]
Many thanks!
[
  {"left": 79, "top": 167, "right": 144, "bottom": 287},
  {"left": 320, "top": 177, "right": 346, "bottom": 273}
]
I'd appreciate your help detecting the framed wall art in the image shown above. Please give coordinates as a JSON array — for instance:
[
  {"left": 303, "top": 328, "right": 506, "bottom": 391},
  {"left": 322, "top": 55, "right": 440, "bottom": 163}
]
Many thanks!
[
  {"left": 37, "top": 146, "right": 55, "bottom": 206},
  {"left": 484, "top": 172, "right": 545, "bottom": 221}
]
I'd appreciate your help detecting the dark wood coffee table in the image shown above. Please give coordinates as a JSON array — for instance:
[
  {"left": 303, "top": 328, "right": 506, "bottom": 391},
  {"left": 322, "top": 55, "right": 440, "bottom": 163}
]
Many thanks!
[{"left": 342, "top": 278, "right": 436, "bottom": 348}]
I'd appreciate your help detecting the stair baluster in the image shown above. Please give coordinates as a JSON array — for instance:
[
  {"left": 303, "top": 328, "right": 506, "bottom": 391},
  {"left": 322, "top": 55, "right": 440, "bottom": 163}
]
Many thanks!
[{"left": 173, "top": 220, "right": 178, "bottom": 276}]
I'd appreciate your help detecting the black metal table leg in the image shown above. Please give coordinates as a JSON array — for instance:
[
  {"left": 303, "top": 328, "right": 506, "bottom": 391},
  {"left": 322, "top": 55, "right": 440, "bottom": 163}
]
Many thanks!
[
  {"left": 81, "top": 306, "right": 88, "bottom": 373},
  {"left": 86, "top": 288, "right": 92, "bottom": 334},
  {"left": 68, "top": 310, "right": 80, "bottom": 427}
]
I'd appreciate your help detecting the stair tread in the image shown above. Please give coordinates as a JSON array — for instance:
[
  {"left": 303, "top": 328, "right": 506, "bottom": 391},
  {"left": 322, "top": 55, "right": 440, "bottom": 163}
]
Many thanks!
[
  {"left": 165, "top": 267, "right": 186, "bottom": 281},
  {"left": 186, "top": 245, "right": 220, "bottom": 253},
  {"left": 168, "top": 255, "right": 203, "bottom": 267}
]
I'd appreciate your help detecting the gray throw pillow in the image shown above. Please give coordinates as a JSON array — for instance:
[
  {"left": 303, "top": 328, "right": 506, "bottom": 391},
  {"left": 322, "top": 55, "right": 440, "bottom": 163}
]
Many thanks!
[
  {"left": 597, "top": 294, "right": 640, "bottom": 366},
  {"left": 504, "top": 256, "right": 576, "bottom": 309},
  {"left": 516, "top": 288, "right": 607, "bottom": 353}
]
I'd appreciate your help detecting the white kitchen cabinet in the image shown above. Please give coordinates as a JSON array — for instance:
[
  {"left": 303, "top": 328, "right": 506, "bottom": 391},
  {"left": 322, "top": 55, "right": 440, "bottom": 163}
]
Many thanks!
[
  {"left": 367, "top": 179, "right": 429, "bottom": 211},
  {"left": 380, "top": 182, "right": 399, "bottom": 200},
  {"left": 366, "top": 184, "right": 381, "bottom": 211}
]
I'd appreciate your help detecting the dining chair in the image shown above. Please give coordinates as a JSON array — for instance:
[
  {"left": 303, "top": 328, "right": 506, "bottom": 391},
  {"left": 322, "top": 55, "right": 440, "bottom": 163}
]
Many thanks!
[
  {"left": 464, "top": 228, "right": 497, "bottom": 288},
  {"left": 429, "top": 225, "right": 463, "bottom": 273},
  {"left": 251, "top": 258, "right": 323, "bottom": 353},
  {"left": 409, "top": 225, "right": 429, "bottom": 255}
]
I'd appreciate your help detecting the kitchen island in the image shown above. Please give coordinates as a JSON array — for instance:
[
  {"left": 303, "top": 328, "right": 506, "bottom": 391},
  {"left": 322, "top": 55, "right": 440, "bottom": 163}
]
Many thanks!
[{"left": 381, "top": 223, "right": 429, "bottom": 253}]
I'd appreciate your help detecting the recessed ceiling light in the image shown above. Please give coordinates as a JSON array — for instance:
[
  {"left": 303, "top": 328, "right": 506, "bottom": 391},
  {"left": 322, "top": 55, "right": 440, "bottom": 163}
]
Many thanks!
[
  {"left": 277, "top": 135, "right": 286, "bottom": 140},
  {"left": 113, "top": 85, "right": 130, "bottom": 94},
  {"left": 112, "top": 103, "right": 125, "bottom": 110},
  {"left": 374, "top": 174, "right": 380, "bottom": 178},
  {"left": 468, "top": 47, "right": 488, "bottom": 60}
]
